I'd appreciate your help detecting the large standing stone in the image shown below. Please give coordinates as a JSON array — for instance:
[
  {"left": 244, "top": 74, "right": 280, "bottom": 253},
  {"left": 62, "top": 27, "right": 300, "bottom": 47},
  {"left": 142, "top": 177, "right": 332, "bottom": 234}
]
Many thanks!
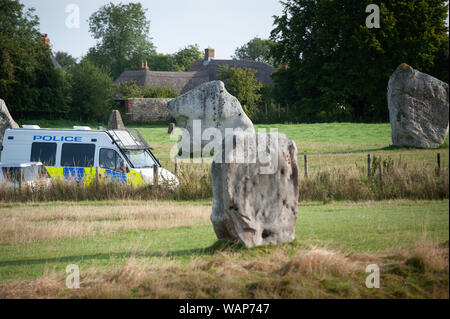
[
  {"left": 107, "top": 110, "right": 125, "bottom": 130},
  {"left": 0, "top": 99, "right": 19, "bottom": 146},
  {"left": 210, "top": 132, "right": 299, "bottom": 248},
  {"left": 167, "top": 81, "right": 254, "bottom": 153},
  {"left": 387, "top": 63, "right": 449, "bottom": 148}
]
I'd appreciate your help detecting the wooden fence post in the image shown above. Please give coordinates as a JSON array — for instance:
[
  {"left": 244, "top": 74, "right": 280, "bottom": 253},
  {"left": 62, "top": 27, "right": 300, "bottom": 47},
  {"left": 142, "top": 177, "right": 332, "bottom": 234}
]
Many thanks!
[
  {"left": 367, "top": 154, "right": 371, "bottom": 178},
  {"left": 378, "top": 163, "right": 383, "bottom": 181},
  {"left": 437, "top": 153, "right": 441, "bottom": 176},
  {"left": 304, "top": 154, "right": 308, "bottom": 178},
  {"left": 18, "top": 169, "right": 23, "bottom": 191},
  {"left": 174, "top": 157, "right": 179, "bottom": 176},
  {"left": 153, "top": 165, "right": 159, "bottom": 185}
]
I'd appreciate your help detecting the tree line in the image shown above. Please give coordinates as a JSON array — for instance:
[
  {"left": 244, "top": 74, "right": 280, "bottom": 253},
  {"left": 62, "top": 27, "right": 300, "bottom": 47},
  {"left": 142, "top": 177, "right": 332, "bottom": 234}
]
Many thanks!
[
  {"left": 0, "top": 1, "right": 197, "bottom": 122},
  {"left": 269, "top": 0, "right": 449, "bottom": 122},
  {"left": 0, "top": 0, "right": 448, "bottom": 123},
  {"left": 228, "top": 0, "right": 449, "bottom": 123}
]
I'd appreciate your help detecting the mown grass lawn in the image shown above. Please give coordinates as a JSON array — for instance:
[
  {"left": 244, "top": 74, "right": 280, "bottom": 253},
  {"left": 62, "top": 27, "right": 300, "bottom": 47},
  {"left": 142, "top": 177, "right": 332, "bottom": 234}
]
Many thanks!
[
  {"left": 0, "top": 200, "right": 447, "bottom": 284},
  {"left": 137, "top": 123, "right": 449, "bottom": 173}
]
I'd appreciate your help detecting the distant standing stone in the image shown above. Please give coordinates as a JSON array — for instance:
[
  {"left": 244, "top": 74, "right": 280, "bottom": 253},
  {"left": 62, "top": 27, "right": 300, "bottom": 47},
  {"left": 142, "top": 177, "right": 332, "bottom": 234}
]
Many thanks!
[
  {"left": 210, "top": 132, "right": 299, "bottom": 248},
  {"left": 168, "top": 122, "right": 175, "bottom": 134},
  {"left": 167, "top": 81, "right": 254, "bottom": 154},
  {"left": 107, "top": 110, "right": 125, "bottom": 130},
  {"left": 387, "top": 63, "right": 449, "bottom": 148},
  {"left": 0, "top": 98, "right": 19, "bottom": 146}
]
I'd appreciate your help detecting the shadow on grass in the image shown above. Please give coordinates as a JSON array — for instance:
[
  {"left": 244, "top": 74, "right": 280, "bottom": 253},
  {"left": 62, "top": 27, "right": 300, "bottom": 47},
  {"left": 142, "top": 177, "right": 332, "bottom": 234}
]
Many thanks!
[{"left": 0, "top": 240, "right": 246, "bottom": 267}]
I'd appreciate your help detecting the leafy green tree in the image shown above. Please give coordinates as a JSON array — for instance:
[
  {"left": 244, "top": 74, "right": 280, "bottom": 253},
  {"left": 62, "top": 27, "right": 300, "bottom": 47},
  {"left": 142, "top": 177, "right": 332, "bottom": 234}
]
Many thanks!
[
  {"left": 0, "top": 0, "right": 68, "bottom": 119},
  {"left": 54, "top": 51, "right": 77, "bottom": 69},
  {"left": 270, "top": 0, "right": 449, "bottom": 122},
  {"left": 217, "top": 66, "right": 262, "bottom": 118},
  {"left": 86, "top": 2, "right": 156, "bottom": 79},
  {"left": 431, "top": 37, "right": 449, "bottom": 83},
  {"left": 69, "top": 61, "right": 112, "bottom": 121},
  {"left": 147, "top": 53, "right": 181, "bottom": 71},
  {"left": 233, "top": 37, "right": 275, "bottom": 65},
  {"left": 147, "top": 45, "right": 202, "bottom": 71},
  {"left": 173, "top": 44, "right": 202, "bottom": 71}
]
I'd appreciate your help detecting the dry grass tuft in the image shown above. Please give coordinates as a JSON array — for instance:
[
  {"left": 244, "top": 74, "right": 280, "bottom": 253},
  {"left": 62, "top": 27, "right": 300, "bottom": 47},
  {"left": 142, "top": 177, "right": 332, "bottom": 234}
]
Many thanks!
[
  {"left": 395, "top": 240, "right": 449, "bottom": 273},
  {"left": 0, "top": 268, "right": 62, "bottom": 299},
  {"left": 2, "top": 240, "right": 446, "bottom": 299},
  {"left": 278, "top": 247, "right": 356, "bottom": 277}
]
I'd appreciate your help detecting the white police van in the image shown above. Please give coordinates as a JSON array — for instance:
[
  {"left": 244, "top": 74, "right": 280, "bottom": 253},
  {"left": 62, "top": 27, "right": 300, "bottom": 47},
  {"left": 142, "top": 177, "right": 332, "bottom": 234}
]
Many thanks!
[{"left": 0, "top": 125, "right": 177, "bottom": 186}]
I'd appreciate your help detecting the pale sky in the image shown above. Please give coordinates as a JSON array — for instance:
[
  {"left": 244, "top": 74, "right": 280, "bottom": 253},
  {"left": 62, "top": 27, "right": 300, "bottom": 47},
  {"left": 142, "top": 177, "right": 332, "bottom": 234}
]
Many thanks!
[{"left": 20, "top": 0, "right": 284, "bottom": 60}]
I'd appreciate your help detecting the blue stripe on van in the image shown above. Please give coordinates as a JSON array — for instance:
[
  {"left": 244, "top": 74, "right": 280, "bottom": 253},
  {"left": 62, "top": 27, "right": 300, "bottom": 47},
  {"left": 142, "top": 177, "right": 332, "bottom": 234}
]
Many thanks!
[
  {"left": 63, "top": 167, "right": 84, "bottom": 181},
  {"left": 105, "top": 169, "right": 127, "bottom": 183}
]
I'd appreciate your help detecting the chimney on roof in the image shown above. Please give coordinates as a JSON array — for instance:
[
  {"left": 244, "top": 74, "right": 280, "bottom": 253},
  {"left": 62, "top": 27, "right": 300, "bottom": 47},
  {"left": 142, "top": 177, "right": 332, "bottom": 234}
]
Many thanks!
[
  {"left": 204, "top": 48, "right": 215, "bottom": 61},
  {"left": 41, "top": 34, "right": 50, "bottom": 46}
]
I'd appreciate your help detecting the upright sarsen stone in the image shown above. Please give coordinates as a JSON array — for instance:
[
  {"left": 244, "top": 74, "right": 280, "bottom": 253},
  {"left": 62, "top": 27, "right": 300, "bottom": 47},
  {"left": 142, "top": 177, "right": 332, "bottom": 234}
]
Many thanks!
[
  {"left": 167, "top": 81, "right": 254, "bottom": 154},
  {"left": 107, "top": 109, "right": 125, "bottom": 130},
  {"left": 210, "top": 132, "right": 299, "bottom": 248},
  {"left": 387, "top": 64, "right": 449, "bottom": 148}
]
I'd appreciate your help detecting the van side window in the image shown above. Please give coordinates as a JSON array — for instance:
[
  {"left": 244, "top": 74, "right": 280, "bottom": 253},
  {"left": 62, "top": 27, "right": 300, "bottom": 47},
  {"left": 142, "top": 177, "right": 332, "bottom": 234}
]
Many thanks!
[
  {"left": 30, "top": 142, "right": 57, "bottom": 166},
  {"left": 61, "top": 143, "right": 95, "bottom": 167},
  {"left": 99, "top": 148, "right": 124, "bottom": 171}
]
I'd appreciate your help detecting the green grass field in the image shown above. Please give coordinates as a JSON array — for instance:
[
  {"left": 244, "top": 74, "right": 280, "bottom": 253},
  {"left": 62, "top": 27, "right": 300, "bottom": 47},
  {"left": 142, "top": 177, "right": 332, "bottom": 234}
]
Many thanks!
[
  {"left": 139, "top": 123, "right": 449, "bottom": 176},
  {"left": 2, "top": 120, "right": 448, "bottom": 298},
  {"left": 0, "top": 200, "right": 448, "bottom": 298},
  {"left": 18, "top": 120, "right": 449, "bottom": 176}
]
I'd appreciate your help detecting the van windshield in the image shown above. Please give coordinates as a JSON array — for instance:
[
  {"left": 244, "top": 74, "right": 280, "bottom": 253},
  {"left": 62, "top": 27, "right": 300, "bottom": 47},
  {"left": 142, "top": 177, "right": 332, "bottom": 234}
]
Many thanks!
[{"left": 123, "top": 150, "right": 156, "bottom": 168}]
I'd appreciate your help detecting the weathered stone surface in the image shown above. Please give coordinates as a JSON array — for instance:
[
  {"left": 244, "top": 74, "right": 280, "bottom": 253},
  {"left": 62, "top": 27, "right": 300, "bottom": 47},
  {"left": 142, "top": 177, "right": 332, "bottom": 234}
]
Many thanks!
[
  {"left": 387, "top": 63, "right": 449, "bottom": 148},
  {"left": 167, "top": 81, "right": 254, "bottom": 153},
  {"left": 210, "top": 132, "right": 299, "bottom": 248},
  {"left": 107, "top": 110, "right": 125, "bottom": 130},
  {"left": 0, "top": 99, "right": 19, "bottom": 146}
]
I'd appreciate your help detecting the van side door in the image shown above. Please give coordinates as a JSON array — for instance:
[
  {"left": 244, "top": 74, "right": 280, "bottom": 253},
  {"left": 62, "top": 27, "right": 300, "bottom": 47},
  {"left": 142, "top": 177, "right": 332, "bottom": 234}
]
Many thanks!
[{"left": 60, "top": 143, "right": 95, "bottom": 180}]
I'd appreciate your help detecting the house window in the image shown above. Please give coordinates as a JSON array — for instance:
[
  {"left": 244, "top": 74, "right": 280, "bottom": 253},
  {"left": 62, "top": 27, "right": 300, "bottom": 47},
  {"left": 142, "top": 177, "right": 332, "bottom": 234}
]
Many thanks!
[
  {"left": 30, "top": 142, "right": 57, "bottom": 166},
  {"left": 61, "top": 143, "right": 95, "bottom": 167}
]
